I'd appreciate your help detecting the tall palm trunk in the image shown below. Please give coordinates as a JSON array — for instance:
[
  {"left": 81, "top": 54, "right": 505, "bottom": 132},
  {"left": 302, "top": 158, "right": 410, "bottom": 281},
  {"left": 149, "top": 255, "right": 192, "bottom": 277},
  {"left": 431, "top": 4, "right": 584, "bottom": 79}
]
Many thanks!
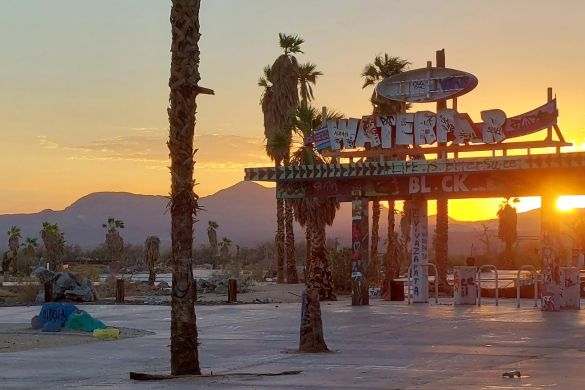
[
  {"left": 168, "top": 0, "right": 201, "bottom": 376},
  {"left": 309, "top": 224, "right": 336, "bottom": 301},
  {"left": 387, "top": 201, "right": 397, "bottom": 276},
  {"left": 8, "top": 236, "right": 18, "bottom": 255},
  {"left": 285, "top": 199, "right": 298, "bottom": 283},
  {"left": 8, "top": 236, "right": 18, "bottom": 276},
  {"left": 369, "top": 200, "right": 380, "bottom": 285},
  {"left": 504, "top": 241, "right": 515, "bottom": 269},
  {"left": 382, "top": 200, "right": 397, "bottom": 298},
  {"left": 304, "top": 225, "right": 312, "bottom": 278},
  {"left": 145, "top": 236, "right": 160, "bottom": 286},
  {"left": 276, "top": 196, "right": 285, "bottom": 283}
]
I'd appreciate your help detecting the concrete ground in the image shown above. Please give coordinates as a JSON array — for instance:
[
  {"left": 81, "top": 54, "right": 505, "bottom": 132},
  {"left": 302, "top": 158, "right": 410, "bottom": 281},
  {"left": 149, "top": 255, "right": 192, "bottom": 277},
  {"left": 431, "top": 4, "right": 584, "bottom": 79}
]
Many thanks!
[{"left": 1, "top": 297, "right": 585, "bottom": 389}]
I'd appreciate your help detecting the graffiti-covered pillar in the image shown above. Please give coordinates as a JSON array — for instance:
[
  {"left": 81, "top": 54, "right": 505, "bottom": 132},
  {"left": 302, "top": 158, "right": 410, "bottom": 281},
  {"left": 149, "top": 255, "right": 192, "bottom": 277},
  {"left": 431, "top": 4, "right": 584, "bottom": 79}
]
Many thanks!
[
  {"left": 351, "top": 186, "right": 369, "bottom": 306},
  {"left": 540, "top": 194, "right": 561, "bottom": 311},
  {"left": 411, "top": 197, "right": 429, "bottom": 303}
]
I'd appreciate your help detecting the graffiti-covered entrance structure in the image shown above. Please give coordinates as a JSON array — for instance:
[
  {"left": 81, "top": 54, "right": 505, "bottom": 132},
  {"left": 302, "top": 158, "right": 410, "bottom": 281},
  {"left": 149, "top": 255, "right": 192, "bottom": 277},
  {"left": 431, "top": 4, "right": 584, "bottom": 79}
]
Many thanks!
[{"left": 245, "top": 50, "right": 583, "bottom": 311}]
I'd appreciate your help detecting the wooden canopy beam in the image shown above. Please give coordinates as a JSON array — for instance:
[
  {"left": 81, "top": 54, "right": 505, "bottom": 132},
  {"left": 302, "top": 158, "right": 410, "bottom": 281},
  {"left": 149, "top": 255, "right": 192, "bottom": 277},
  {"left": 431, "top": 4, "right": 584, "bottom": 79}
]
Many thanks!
[{"left": 321, "top": 140, "right": 572, "bottom": 160}]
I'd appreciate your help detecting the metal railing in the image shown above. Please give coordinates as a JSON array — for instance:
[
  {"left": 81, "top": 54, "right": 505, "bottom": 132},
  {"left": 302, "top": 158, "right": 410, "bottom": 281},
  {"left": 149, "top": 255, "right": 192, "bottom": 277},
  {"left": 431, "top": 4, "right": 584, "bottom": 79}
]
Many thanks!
[
  {"left": 516, "top": 265, "right": 539, "bottom": 308},
  {"left": 407, "top": 263, "right": 439, "bottom": 305},
  {"left": 477, "top": 265, "right": 499, "bottom": 306}
]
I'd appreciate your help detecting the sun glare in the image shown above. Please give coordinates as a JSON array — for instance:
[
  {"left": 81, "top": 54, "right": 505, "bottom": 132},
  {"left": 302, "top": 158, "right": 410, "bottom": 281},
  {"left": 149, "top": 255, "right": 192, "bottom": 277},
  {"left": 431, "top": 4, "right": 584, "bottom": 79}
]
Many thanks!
[{"left": 557, "top": 196, "right": 585, "bottom": 211}]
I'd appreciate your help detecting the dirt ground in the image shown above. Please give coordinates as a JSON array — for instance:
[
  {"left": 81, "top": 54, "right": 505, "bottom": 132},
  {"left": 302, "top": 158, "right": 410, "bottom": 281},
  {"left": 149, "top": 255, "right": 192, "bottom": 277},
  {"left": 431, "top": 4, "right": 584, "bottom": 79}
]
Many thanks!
[
  {"left": 0, "top": 324, "right": 152, "bottom": 353},
  {"left": 0, "top": 282, "right": 336, "bottom": 353},
  {"left": 103, "top": 281, "right": 324, "bottom": 305}
]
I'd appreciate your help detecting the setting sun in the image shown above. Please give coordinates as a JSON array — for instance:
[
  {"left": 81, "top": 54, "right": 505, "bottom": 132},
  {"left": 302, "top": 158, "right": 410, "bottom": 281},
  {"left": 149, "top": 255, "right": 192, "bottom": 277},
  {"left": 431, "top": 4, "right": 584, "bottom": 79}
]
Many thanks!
[{"left": 557, "top": 196, "right": 585, "bottom": 211}]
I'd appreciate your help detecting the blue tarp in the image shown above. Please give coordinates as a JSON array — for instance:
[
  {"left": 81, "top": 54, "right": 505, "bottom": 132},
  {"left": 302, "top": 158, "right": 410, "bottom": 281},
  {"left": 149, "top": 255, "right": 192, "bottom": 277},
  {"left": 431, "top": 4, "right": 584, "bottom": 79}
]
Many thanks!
[{"left": 37, "top": 303, "right": 78, "bottom": 332}]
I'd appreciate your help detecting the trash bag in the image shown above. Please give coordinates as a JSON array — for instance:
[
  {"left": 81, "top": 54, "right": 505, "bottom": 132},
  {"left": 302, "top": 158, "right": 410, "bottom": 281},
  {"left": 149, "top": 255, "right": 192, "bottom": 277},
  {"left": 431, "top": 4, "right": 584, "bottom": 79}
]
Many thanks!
[
  {"left": 64, "top": 310, "right": 107, "bottom": 332},
  {"left": 36, "top": 303, "right": 78, "bottom": 332}
]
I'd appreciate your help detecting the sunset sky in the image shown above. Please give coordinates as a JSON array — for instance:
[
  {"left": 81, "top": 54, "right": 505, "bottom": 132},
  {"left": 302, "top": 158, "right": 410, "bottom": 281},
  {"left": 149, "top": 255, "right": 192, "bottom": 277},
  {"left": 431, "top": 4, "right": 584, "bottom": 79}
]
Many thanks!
[{"left": 1, "top": 1, "right": 584, "bottom": 220}]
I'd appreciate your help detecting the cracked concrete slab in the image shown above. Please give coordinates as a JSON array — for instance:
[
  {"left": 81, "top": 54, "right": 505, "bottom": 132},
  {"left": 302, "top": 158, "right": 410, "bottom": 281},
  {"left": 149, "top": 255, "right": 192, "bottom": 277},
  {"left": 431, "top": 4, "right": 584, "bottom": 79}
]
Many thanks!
[{"left": 1, "top": 298, "right": 584, "bottom": 389}]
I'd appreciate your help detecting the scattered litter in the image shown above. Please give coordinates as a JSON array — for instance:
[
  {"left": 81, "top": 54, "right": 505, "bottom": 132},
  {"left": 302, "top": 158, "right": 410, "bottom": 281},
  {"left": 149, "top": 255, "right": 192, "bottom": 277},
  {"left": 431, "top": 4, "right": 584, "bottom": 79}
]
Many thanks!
[
  {"left": 31, "top": 302, "right": 108, "bottom": 333},
  {"left": 144, "top": 297, "right": 164, "bottom": 305},
  {"left": 369, "top": 287, "right": 381, "bottom": 297},
  {"left": 157, "top": 281, "right": 170, "bottom": 288},
  {"left": 502, "top": 370, "right": 521, "bottom": 378},
  {"left": 93, "top": 328, "right": 120, "bottom": 340},
  {"left": 64, "top": 310, "right": 107, "bottom": 331}
]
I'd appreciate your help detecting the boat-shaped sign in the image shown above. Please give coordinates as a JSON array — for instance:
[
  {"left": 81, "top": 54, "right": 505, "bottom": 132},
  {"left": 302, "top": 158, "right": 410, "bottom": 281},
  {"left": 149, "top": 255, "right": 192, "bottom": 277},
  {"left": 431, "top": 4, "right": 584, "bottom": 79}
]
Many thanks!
[
  {"left": 304, "top": 100, "right": 558, "bottom": 151},
  {"left": 375, "top": 67, "right": 478, "bottom": 103}
]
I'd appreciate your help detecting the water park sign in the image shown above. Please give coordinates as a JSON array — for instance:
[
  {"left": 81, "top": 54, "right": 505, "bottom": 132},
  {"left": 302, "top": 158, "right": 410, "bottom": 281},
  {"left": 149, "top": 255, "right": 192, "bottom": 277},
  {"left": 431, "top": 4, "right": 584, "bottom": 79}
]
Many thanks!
[
  {"left": 305, "top": 99, "right": 558, "bottom": 151},
  {"left": 304, "top": 65, "right": 558, "bottom": 152},
  {"left": 375, "top": 67, "right": 478, "bottom": 103}
]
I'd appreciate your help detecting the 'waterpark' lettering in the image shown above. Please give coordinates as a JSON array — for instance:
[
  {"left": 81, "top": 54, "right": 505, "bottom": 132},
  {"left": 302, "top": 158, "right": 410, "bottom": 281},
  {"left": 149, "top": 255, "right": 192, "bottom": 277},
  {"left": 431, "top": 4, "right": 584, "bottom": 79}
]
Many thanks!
[{"left": 306, "top": 100, "right": 557, "bottom": 151}]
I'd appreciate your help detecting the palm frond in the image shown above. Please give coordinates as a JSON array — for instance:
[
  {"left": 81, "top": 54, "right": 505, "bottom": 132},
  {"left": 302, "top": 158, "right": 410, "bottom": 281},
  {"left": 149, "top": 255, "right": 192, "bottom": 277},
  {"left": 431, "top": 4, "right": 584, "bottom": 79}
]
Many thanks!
[
  {"left": 361, "top": 53, "right": 410, "bottom": 89},
  {"left": 279, "top": 33, "right": 304, "bottom": 55},
  {"left": 265, "top": 128, "right": 292, "bottom": 162}
]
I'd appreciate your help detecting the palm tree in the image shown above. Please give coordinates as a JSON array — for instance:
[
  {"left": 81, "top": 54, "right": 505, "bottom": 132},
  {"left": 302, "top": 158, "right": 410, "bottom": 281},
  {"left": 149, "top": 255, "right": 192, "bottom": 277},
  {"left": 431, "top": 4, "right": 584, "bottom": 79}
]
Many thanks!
[
  {"left": 40, "top": 222, "right": 64, "bottom": 271},
  {"left": 23, "top": 237, "right": 38, "bottom": 257},
  {"left": 260, "top": 33, "right": 302, "bottom": 284},
  {"left": 266, "top": 129, "right": 292, "bottom": 283},
  {"left": 7, "top": 226, "right": 21, "bottom": 275},
  {"left": 291, "top": 105, "right": 340, "bottom": 351},
  {"left": 361, "top": 53, "right": 410, "bottom": 289},
  {"left": 102, "top": 217, "right": 125, "bottom": 230},
  {"left": 361, "top": 53, "right": 410, "bottom": 114},
  {"left": 207, "top": 220, "right": 218, "bottom": 267},
  {"left": 220, "top": 237, "right": 232, "bottom": 261},
  {"left": 259, "top": 64, "right": 288, "bottom": 280},
  {"left": 168, "top": 0, "right": 204, "bottom": 375},
  {"left": 7, "top": 226, "right": 20, "bottom": 254},
  {"left": 497, "top": 198, "right": 518, "bottom": 269},
  {"left": 291, "top": 103, "right": 343, "bottom": 300},
  {"left": 144, "top": 236, "right": 160, "bottom": 286},
  {"left": 297, "top": 62, "right": 322, "bottom": 104},
  {"left": 102, "top": 217, "right": 125, "bottom": 270},
  {"left": 284, "top": 62, "right": 323, "bottom": 285}
]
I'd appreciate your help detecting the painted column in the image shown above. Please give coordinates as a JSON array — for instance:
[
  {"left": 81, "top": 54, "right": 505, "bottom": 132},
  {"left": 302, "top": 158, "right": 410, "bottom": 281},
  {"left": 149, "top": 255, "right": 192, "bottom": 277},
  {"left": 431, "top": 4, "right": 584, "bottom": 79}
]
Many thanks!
[
  {"left": 560, "top": 267, "right": 580, "bottom": 309},
  {"left": 411, "top": 197, "right": 429, "bottom": 303},
  {"left": 351, "top": 186, "right": 369, "bottom": 306},
  {"left": 453, "top": 266, "right": 477, "bottom": 305},
  {"left": 540, "top": 194, "right": 561, "bottom": 311}
]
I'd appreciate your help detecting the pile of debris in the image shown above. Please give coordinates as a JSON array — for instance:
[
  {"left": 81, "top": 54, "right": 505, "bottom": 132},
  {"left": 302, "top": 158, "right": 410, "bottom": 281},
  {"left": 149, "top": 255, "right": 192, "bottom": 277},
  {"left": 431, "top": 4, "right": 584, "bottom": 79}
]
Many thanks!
[
  {"left": 32, "top": 267, "right": 98, "bottom": 303},
  {"left": 32, "top": 302, "right": 107, "bottom": 333},
  {"left": 196, "top": 275, "right": 250, "bottom": 295}
]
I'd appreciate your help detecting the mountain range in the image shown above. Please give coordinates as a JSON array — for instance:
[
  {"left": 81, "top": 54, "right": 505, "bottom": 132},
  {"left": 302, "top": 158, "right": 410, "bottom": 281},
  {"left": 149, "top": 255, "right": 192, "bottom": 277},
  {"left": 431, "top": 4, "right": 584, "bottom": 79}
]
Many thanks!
[{"left": 0, "top": 181, "right": 541, "bottom": 255}]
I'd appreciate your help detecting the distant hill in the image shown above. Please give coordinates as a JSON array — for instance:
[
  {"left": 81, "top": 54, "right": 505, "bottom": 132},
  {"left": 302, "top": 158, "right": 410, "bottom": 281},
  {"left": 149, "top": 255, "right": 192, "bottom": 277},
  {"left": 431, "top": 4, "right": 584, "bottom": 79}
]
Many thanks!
[{"left": 0, "top": 181, "right": 541, "bottom": 255}]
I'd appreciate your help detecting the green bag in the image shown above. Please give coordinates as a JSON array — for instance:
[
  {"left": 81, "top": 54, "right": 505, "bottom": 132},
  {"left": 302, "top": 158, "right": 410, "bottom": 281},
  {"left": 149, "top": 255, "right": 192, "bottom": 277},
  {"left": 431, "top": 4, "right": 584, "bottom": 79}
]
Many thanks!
[{"left": 64, "top": 310, "right": 107, "bottom": 332}]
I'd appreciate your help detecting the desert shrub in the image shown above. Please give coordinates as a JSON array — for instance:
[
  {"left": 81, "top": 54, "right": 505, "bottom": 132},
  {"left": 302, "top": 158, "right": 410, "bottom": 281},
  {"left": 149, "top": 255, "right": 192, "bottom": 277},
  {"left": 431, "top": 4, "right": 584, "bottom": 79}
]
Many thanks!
[
  {"left": 68, "top": 264, "right": 102, "bottom": 282},
  {"left": 12, "top": 283, "right": 40, "bottom": 304},
  {"left": 15, "top": 255, "right": 41, "bottom": 277},
  {"left": 329, "top": 247, "right": 352, "bottom": 293}
]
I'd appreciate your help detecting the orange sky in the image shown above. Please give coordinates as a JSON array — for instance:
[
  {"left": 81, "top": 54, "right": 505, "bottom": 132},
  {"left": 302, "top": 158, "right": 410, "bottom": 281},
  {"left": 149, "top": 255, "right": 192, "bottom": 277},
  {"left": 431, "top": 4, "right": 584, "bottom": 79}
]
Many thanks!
[{"left": 0, "top": 1, "right": 584, "bottom": 220}]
